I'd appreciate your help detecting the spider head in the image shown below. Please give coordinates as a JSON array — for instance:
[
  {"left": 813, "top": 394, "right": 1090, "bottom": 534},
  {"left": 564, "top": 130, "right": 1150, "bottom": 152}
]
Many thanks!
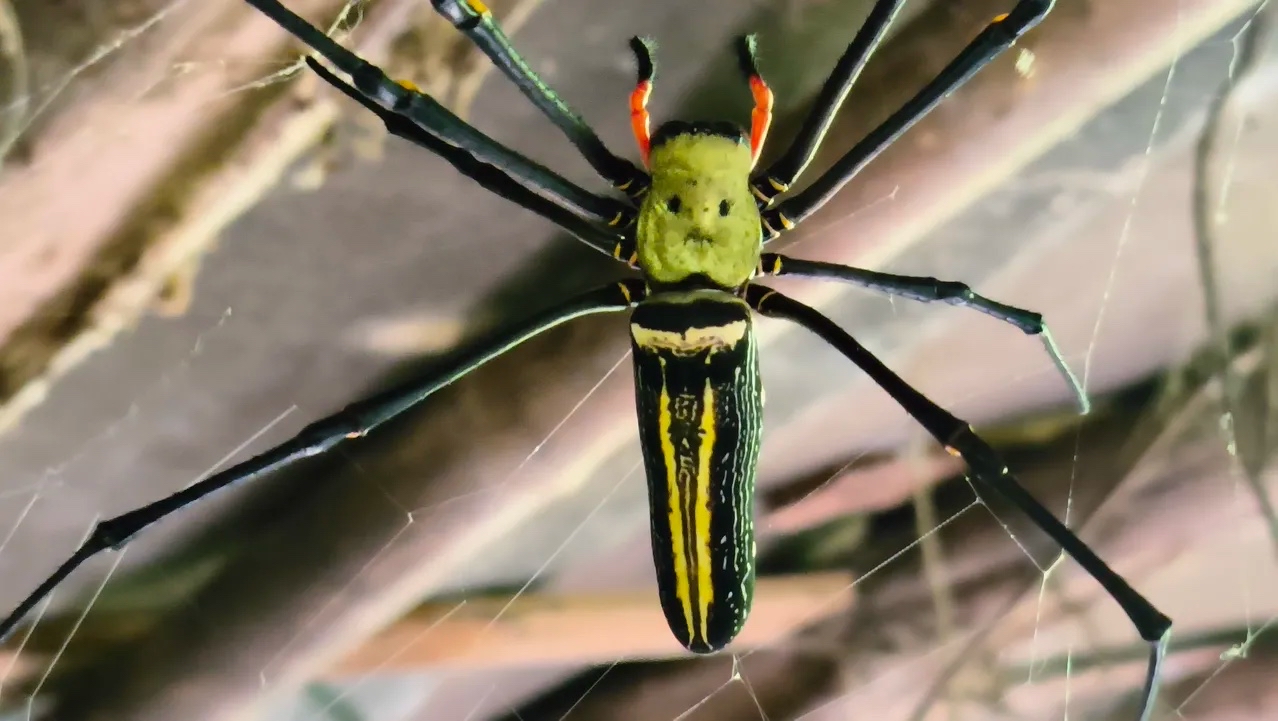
[{"left": 636, "top": 121, "right": 762, "bottom": 289}]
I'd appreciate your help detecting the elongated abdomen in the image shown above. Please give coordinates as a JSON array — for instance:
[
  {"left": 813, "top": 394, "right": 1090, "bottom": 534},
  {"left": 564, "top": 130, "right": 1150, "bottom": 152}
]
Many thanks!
[{"left": 630, "top": 292, "right": 763, "bottom": 653}]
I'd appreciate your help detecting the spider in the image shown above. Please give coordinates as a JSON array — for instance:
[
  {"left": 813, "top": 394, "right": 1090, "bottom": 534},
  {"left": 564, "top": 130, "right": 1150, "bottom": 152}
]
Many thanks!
[{"left": 0, "top": 1, "right": 1171, "bottom": 717}]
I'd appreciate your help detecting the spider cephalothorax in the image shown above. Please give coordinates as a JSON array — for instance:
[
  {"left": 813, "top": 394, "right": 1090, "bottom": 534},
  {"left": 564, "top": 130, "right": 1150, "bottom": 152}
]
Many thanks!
[
  {"left": 627, "top": 39, "right": 773, "bottom": 290},
  {"left": 637, "top": 123, "right": 760, "bottom": 288}
]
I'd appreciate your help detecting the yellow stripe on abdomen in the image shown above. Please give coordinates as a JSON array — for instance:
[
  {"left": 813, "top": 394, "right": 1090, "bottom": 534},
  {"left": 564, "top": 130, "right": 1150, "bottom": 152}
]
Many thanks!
[
  {"left": 695, "top": 380, "right": 717, "bottom": 643},
  {"left": 657, "top": 374, "right": 695, "bottom": 641}
]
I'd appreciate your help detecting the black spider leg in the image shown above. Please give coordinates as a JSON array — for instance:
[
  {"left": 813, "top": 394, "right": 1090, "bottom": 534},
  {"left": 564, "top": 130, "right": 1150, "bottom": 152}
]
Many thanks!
[
  {"left": 759, "top": 253, "right": 1088, "bottom": 413},
  {"left": 761, "top": 0, "right": 1054, "bottom": 241},
  {"left": 746, "top": 284, "right": 1171, "bottom": 721},
  {"left": 0, "top": 279, "right": 647, "bottom": 645},
  {"left": 430, "top": 0, "right": 650, "bottom": 198},
  {"left": 307, "top": 59, "right": 636, "bottom": 263},
  {"left": 244, "top": 0, "right": 635, "bottom": 229},
  {"left": 749, "top": 0, "right": 906, "bottom": 206}
]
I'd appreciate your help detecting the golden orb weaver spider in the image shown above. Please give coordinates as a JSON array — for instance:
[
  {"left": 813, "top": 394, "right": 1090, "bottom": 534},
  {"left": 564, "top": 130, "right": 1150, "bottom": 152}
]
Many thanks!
[{"left": 0, "top": 0, "right": 1172, "bottom": 717}]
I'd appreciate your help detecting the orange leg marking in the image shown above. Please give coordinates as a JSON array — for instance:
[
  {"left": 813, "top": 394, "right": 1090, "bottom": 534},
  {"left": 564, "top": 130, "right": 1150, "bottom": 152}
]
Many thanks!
[
  {"left": 748, "top": 75, "right": 773, "bottom": 167},
  {"left": 630, "top": 80, "right": 653, "bottom": 167}
]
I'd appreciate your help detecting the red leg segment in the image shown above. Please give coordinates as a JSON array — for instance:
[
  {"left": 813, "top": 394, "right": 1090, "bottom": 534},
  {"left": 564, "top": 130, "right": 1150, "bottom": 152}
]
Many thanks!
[
  {"left": 748, "top": 75, "right": 773, "bottom": 167},
  {"left": 737, "top": 35, "right": 773, "bottom": 168},
  {"left": 630, "top": 81, "right": 652, "bottom": 166},
  {"left": 628, "top": 37, "right": 657, "bottom": 167}
]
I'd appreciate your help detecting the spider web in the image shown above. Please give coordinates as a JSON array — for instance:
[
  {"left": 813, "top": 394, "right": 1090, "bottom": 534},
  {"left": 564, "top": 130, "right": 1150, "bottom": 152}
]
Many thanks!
[{"left": 1, "top": 1, "right": 1277, "bottom": 721}]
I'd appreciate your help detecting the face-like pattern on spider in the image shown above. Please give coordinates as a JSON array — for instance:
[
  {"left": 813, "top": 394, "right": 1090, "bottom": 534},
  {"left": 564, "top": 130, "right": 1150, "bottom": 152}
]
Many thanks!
[{"left": 636, "top": 122, "right": 762, "bottom": 289}]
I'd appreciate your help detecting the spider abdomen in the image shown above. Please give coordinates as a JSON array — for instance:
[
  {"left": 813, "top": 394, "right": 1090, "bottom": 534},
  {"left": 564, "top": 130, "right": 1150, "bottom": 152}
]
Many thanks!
[{"left": 630, "top": 291, "right": 762, "bottom": 652}]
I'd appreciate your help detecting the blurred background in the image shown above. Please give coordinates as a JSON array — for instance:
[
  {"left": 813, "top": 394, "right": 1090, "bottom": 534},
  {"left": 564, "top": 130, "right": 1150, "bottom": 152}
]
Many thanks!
[{"left": 1, "top": 0, "right": 1277, "bottom": 719}]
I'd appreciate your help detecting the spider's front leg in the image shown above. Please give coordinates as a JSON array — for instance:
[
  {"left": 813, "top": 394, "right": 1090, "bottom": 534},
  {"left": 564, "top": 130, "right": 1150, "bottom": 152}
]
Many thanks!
[
  {"left": 430, "top": 0, "right": 650, "bottom": 197},
  {"left": 758, "top": 0, "right": 1056, "bottom": 241},
  {"left": 244, "top": 0, "right": 640, "bottom": 250},
  {"left": 749, "top": 0, "right": 907, "bottom": 206}
]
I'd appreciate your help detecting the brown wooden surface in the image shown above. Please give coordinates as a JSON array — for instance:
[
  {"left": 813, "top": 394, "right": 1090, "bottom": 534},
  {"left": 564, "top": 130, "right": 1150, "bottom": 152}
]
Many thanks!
[
  {"left": 0, "top": 1, "right": 1275, "bottom": 720},
  {"left": 0, "top": 571, "right": 855, "bottom": 679}
]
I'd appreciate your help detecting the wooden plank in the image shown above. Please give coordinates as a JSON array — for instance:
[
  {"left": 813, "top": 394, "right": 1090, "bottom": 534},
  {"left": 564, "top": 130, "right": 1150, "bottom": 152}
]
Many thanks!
[
  {"left": 0, "top": 572, "right": 854, "bottom": 681},
  {"left": 329, "top": 572, "right": 855, "bottom": 674}
]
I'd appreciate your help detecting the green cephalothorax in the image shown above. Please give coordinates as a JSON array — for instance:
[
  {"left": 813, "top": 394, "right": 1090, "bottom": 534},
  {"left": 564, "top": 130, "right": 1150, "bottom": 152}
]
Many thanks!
[{"left": 637, "top": 122, "right": 762, "bottom": 289}]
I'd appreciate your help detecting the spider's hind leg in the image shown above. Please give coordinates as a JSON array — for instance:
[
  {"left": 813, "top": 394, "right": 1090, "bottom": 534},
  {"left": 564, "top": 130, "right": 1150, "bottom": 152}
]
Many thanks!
[{"left": 747, "top": 284, "right": 1171, "bottom": 721}]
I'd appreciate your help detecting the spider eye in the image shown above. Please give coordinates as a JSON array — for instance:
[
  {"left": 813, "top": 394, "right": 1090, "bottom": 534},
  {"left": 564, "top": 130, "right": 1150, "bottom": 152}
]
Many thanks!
[
  {"left": 665, "top": 195, "right": 682, "bottom": 214},
  {"left": 719, "top": 200, "right": 731, "bottom": 217}
]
